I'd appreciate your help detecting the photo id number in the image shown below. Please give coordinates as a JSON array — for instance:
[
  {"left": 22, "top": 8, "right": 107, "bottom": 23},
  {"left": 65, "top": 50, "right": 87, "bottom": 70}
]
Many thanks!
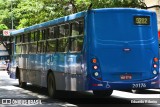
[{"left": 132, "top": 83, "right": 146, "bottom": 88}]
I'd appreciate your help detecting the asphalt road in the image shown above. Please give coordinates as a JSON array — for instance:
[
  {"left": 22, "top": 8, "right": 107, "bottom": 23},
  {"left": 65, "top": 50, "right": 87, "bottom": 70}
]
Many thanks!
[{"left": 0, "top": 70, "right": 159, "bottom": 107}]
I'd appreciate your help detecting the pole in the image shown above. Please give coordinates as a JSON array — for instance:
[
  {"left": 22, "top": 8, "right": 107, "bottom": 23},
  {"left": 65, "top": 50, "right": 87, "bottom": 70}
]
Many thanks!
[{"left": 11, "top": 0, "right": 13, "bottom": 30}]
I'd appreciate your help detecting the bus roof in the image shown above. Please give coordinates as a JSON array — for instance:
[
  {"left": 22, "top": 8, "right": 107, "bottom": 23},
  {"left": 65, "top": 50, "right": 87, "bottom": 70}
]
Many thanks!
[
  {"left": 11, "top": 11, "right": 86, "bottom": 36},
  {"left": 91, "top": 8, "right": 152, "bottom": 13}
]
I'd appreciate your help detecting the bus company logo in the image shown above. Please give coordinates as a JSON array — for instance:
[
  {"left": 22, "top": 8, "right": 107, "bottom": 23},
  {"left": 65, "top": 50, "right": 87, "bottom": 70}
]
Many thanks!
[{"left": 2, "top": 99, "right": 11, "bottom": 104}]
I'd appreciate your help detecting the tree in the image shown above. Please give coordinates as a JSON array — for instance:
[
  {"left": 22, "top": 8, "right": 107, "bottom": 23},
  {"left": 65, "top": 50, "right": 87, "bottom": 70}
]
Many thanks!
[
  {"left": 0, "top": 24, "right": 8, "bottom": 30},
  {"left": 0, "top": 0, "right": 147, "bottom": 29}
]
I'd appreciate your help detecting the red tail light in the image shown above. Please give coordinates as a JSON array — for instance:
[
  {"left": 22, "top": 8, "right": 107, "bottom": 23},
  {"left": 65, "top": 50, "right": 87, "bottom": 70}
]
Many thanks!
[
  {"left": 92, "top": 58, "right": 97, "bottom": 63},
  {"left": 154, "top": 57, "right": 158, "bottom": 62}
]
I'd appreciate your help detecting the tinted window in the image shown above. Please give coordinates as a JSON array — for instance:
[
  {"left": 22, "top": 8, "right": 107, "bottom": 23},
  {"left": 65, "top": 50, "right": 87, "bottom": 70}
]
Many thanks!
[
  {"left": 22, "top": 44, "right": 28, "bottom": 54},
  {"left": 59, "top": 24, "right": 69, "bottom": 38},
  {"left": 71, "top": 21, "right": 79, "bottom": 36},
  {"left": 23, "top": 34, "right": 28, "bottom": 43},
  {"left": 49, "top": 27, "right": 54, "bottom": 39},
  {"left": 37, "top": 42, "right": 46, "bottom": 53},
  {"left": 58, "top": 38, "right": 68, "bottom": 52},
  {"left": 30, "top": 32, "right": 35, "bottom": 42},
  {"left": 16, "top": 44, "right": 21, "bottom": 54},
  {"left": 16, "top": 35, "right": 21, "bottom": 43},
  {"left": 79, "top": 20, "right": 84, "bottom": 35},
  {"left": 35, "top": 31, "right": 40, "bottom": 41},
  {"left": 47, "top": 40, "right": 57, "bottom": 53},
  {"left": 70, "top": 36, "right": 84, "bottom": 52},
  {"left": 29, "top": 42, "right": 37, "bottom": 53}
]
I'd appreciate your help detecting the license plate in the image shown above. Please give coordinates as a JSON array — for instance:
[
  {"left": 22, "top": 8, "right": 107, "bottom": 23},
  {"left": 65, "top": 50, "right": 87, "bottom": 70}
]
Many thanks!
[{"left": 120, "top": 74, "right": 132, "bottom": 80}]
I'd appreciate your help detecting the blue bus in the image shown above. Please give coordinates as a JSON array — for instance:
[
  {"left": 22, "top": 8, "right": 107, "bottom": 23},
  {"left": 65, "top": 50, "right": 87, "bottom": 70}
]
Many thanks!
[{"left": 10, "top": 8, "right": 159, "bottom": 97}]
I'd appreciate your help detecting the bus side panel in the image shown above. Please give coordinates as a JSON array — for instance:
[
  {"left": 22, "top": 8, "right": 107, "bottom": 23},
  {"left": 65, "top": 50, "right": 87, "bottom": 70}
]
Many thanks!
[
  {"left": 51, "top": 53, "right": 68, "bottom": 90},
  {"left": 66, "top": 53, "right": 86, "bottom": 91},
  {"left": 20, "top": 54, "right": 28, "bottom": 83},
  {"left": 39, "top": 54, "right": 47, "bottom": 87},
  {"left": 28, "top": 54, "right": 36, "bottom": 84},
  {"left": 35, "top": 54, "right": 42, "bottom": 86}
]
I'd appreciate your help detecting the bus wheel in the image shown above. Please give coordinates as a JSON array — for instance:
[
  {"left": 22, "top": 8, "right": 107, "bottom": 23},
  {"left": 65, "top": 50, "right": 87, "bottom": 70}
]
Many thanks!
[
  {"left": 93, "top": 90, "right": 113, "bottom": 97},
  {"left": 47, "top": 72, "right": 56, "bottom": 98},
  {"left": 18, "top": 73, "right": 26, "bottom": 88}
]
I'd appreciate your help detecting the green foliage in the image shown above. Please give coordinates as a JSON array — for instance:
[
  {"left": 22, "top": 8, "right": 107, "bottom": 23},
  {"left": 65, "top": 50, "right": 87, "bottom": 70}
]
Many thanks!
[
  {"left": 0, "top": 24, "right": 8, "bottom": 30},
  {"left": 0, "top": 0, "right": 147, "bottom": 29}
]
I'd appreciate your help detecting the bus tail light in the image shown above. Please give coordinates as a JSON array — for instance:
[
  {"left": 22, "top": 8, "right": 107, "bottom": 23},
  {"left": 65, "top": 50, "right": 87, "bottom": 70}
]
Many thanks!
[
  {"left": 91, "top": 57, "right": 102, "bottom": 80},
  {"left": 152, "top": 57, "right": 158, "bottom": 75},
  {"left": 92, "top": 58, "right": 97, "bottom": 63},
  {"left": 94, "top": 71, "right": 99, "bottom": 76},
  {"left": 93, "top": 65, "right": 98, "bottom": 70},
  {"left": 153, "top": 64, "right": 157, "bottom": 68},
  {"left": 153, "top": 57, "right": 158, "bottom": 62},
  {"left": 153, "top": 70, "right": 157, "bottom": 75},
  {"left": 92, "top": 83, "right": 103, "bottom": 87}
]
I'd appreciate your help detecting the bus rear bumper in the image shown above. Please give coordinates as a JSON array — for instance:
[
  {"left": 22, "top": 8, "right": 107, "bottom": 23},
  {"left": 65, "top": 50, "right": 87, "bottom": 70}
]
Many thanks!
[{"left": 88, "top": 75, "right": 159, "bottom": 90}]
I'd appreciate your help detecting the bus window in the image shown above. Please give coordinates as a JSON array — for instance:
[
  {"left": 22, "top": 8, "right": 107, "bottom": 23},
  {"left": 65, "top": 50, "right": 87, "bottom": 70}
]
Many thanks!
[
  {"left": 16, "top": 44, "right": 21, "bottom": 54},
  {"left": 29, "top": 42, "right": 37, "bottom": 53},
  {"left": 45, "top": 28, "right": 49, "bottom": 39},
  {"left": 47, "top": 40, "right": 57, "bottom": 53},
  {"left": 70, "top": 36, "right": 83, "bottom": 52},
  {"left": 16, "top": 35, "right": 21, "bottom": 43},
  {"left": 37, "top": 42, "right": 46, "bottom": 53},
  {"left": 30, "top": 32, "right": 35, "bottom": 42},
  {"left": 21, "top": 44, "right": 26, "bottom": 54},
  {"left": 59, "top": 24, "right": 69, "bottom": 38},
  {"left": 79, "top": 20, "right": 84, "bottom": 35},
  {"left": 58, "top": 38, "right": 68, "bottom": 52},
  {"left": 23, "top": 34, "right": 29, "bottom": 43},
  {"left": 49, "top": 27, "right": 54, "bottom": 39},
  {"left": 54, "top": 26, "right": 59, "bottom": 38},
  {"left": 70, "top": 20, "right": 84, "bottom": 52},
  {"left": 71, "top": 21, "right": 79, "bottom": 36},
  {"left": 42, "top": 29, "right": 46, "bottom": 40},
  {"left": 35, "top": 31, "right": 40, "bottom": 41},
  {"left": 65, "top": 24, "right": 70, "bottom": 37}
]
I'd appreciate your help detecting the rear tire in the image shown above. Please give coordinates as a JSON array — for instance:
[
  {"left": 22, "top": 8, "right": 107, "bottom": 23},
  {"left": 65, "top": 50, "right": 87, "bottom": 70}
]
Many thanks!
[
  {"left": 93, "top": 90, "right": 113, "bottom": 97},
  {"left": 47, "top": 72, "right": 57, "bottom": 98}
]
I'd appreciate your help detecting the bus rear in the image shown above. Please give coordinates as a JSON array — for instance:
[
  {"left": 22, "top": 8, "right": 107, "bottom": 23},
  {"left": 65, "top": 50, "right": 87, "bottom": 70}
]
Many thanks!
[{"left": 87, "top": 8, "right": 159, "bottom": 93}]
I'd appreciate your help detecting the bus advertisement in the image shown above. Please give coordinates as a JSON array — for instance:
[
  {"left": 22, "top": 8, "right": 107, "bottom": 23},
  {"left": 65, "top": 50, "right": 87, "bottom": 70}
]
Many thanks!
[{"left": 9, "top": 8, "right": 159, "bottom": 98}]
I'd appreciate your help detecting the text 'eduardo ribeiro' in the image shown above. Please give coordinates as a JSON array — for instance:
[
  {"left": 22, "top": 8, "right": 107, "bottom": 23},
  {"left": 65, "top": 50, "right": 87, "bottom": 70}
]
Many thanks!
[{"left": 131, "top": 99, "right": 158, "bottom": 104}]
